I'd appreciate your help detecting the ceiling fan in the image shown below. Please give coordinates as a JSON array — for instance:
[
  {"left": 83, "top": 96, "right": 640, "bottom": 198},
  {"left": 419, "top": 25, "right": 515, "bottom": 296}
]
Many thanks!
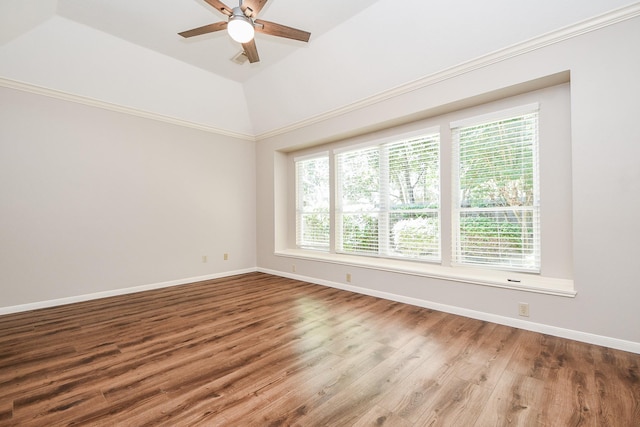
[{"left": 179, "top": 0, "right": 311, "bottom": 63}]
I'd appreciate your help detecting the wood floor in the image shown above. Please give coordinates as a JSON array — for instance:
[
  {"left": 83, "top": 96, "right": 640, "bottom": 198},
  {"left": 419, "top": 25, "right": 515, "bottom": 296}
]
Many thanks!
[{"left": 0, "top": 272, "right": 638, "bottom": 426}]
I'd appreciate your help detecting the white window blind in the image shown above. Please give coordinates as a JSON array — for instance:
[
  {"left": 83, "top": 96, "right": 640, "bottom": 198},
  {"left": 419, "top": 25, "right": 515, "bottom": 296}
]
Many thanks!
[
  {"left": 336, "top": 133, "right": 440, "bottom": 260},
  {"left": 295, "top": 155, "right": 330, "bottom": 250},
  {"left": 452, "top": 109, "right": 540, "bottom": 271}
]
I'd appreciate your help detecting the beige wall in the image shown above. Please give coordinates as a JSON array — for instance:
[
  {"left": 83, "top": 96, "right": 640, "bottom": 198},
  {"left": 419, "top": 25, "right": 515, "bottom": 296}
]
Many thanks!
[{"left": 0, "top": 87, "right": 256, "bottom": 308}]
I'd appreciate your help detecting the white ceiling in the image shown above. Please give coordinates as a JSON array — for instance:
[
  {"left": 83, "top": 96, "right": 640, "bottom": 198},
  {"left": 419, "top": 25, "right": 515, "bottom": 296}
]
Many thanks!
[
  {"left": 56, "top": 0, "right": 377, "bottom": 83},
  {"left": 1, "top": 0, "right": 638, "bottom": 136}
]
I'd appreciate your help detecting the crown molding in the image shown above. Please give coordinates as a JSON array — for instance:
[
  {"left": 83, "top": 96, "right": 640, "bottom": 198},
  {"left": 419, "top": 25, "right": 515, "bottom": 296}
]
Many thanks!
[
  {"left": 0, "top": 77, "right": 257, "bottom": 141},
  {"left": 255, "top": 2, "right": 640, "bottom": 141},
  {"left": 2, "top": 3, "right": 638, "bottom": 142}
]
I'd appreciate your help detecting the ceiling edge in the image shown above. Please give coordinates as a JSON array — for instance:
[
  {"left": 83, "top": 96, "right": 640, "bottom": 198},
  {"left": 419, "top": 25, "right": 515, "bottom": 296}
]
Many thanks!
[
  {"left": 254, "top": 1, "right": 640, "bottom": 141},
  {"left": 0, "top": 77, "right": 257, "bottom": 141}
]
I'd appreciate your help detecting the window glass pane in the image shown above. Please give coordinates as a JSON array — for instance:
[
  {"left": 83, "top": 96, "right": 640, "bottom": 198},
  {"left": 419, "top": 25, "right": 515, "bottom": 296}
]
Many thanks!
[
  {"left": 388, "top": 136, "right": 440, "bottom": 210},
  {"left": 336, "top": 133, "right": 440, "bottom": 260},
  {"left": 338, "top": 147, "right": 380, "bottom": 209},
  {"left": 389, "top": 212, "right": 439, "bottom": 258},
  {"left": 340, "top": 213, "right": 379, "bottom": 254},
  {"left": 387, "top": 134, "right": 440, "bottom": 260},
  {"left": 336, "top": 147, "right": 379, "bottom": 254},
  {"left": 299, "top": 213, "right": 330, "bottom": 249},
  {"left": 454, "top": 111, "right": 540, "bottom": 271},
  {"left": 458, "top": 208, "right": 537, "bottom": 267},
  {"left": 296, "top": 156, "right": 329, "bottom": 250}
]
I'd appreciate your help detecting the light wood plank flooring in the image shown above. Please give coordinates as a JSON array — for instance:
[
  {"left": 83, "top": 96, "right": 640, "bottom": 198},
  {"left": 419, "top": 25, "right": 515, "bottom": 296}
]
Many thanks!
[{"left": 0, "top": 272, "right": 638, "bottom": 426}]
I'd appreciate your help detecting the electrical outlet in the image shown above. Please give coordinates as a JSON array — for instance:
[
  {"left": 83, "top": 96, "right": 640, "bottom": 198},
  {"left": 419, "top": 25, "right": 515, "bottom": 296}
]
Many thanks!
[
  {"left": 223, "top": 253, "right": 228, "bottom": 261},
  {"left": 346, "top": 273, "right": 352, "bottom": 283},
  {"left": 292, "top": 264, "right": 296, "bottom": 273},
  {"left": 518, "top": 302, "right": 530, "bottom": 317},
  {"left": 202, "top": 255, "right": 207, "bottom": 263}
]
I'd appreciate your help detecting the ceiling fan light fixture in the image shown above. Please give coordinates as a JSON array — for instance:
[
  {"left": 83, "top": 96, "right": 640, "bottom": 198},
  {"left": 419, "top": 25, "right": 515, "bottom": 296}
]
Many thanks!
[{"left": 227, "top": 9, "right": 255, "bottom": 43}]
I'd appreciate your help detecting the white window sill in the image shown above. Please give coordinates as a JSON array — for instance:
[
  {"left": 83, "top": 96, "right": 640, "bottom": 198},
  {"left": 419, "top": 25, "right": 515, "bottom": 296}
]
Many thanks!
[{"left": 275, "top": 249, "right": 576, "bottom": 298}]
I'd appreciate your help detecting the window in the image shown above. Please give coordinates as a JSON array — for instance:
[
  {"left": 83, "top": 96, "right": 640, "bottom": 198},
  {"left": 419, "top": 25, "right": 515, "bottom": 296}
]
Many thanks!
[
  {"left": 295, "top": 154, "right": 330, "bottom": 250},
  {"left": 289, "top": 82, "right": 573, "bottom": 284},
  {"left": 452, "top": 106, "right": 540, "bottom": 272},
  {"left": 335, "top": 133, "right": 440, "bottom": 260}
]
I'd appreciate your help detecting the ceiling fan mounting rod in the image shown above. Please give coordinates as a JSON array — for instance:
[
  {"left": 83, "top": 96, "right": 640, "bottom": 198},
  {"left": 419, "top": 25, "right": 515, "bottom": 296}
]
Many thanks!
[{"left": 230, "top": 6, "right": 254, "bottom": 24}]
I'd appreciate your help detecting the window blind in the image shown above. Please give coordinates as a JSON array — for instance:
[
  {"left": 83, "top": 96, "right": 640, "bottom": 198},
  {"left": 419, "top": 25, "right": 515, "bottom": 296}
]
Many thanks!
[
  {"left": 336, "top": 146, "right": 380, "bottom": 255},
  {"left": 295, "top": 155, "right": 330, "bottom": 250},
  {"left": 452, "top": 110, "right": 540, "bottom": 271},
  {"left": 336, "top": 133, "right": 440, "bottom": 260}
]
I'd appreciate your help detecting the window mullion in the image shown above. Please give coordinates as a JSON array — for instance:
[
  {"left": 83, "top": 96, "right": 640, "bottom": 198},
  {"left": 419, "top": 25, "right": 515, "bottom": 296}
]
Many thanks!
[
  {"left": 329, "top": 150, "right": 337, "bottom": 254},
  {"left": 439, "top": 124, "right": 452, "bottom": 267},
  {"left": 334, "top": 152, "right": 344, "bottom": 253},
  {"left": 379, "top": 145, "right": 390, "bottom": 256}
]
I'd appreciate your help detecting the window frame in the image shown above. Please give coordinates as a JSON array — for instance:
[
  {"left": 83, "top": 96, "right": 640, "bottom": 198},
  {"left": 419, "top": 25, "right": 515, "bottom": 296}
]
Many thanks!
[
  {"left": 294, "top": 152, "right": 330, "bottom": 251},
  {"left": 334, "top": 129, "right": 441, "bottom": 262},
  {"left": 286, "top": 82, "right": 574, "bottom": 295},
  {"left": 451, "top": 104, "right": 541, "bottom": 272}
]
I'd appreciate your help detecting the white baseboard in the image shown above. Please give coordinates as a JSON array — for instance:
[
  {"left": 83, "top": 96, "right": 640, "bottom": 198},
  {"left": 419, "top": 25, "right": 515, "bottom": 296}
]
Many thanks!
[
  {"left": 3, "top": 267, "right": 638, "bottom": 354},
  {"left": 0, "top": 268, "right": 257, "bottom": 316},
  {"left": 258, "top": 268, "right": 640, "bottom": 355}
]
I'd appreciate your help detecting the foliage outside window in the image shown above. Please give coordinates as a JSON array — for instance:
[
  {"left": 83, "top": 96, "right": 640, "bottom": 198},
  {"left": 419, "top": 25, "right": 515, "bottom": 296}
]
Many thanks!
[
  {"left": 295, "top": 155, "right": 330, "bottom": 250},
  {"left": 336, "top": 134, "right": 441, "bottom": 261},
  {"left": 452, "top": 109, "right": 540, "bottom": 271}
]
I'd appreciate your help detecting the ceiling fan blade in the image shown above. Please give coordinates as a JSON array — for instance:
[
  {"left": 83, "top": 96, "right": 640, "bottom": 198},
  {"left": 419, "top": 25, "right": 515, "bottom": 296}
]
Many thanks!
[
  {"left": 242, "top": 39, "right": 260, "bottom": 63},
  {"left": 254, "top": 19, "right": 311, "bottom": 43},
  {"left": 179, "top": 21, "right": 228, "bottom": 38},
  {"left": 203, "top": 0, "right": 233, "bottom": 16},
  {"left": 241, "top": 0, "right": 268, "bottom": 18}
]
